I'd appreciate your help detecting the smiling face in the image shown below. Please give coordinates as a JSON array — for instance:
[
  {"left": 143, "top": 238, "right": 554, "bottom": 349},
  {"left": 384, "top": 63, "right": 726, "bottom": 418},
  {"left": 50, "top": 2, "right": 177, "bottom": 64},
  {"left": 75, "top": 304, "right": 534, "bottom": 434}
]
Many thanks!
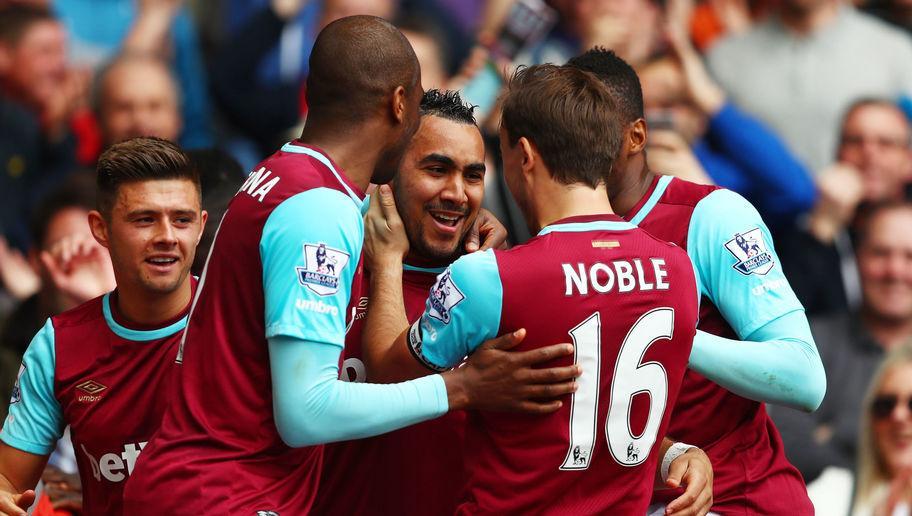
[
  {"left": 95, "top": 179, "right": 206, "bottom": 296},
  {"left": 872, "top": 362, "right": 912, "bottom": 475},
  {"left": 858, "top": 207, "right": 912, "bottom": 324},
  {"left": 393, "top": 115, "right": 485, "bottom": 266}
]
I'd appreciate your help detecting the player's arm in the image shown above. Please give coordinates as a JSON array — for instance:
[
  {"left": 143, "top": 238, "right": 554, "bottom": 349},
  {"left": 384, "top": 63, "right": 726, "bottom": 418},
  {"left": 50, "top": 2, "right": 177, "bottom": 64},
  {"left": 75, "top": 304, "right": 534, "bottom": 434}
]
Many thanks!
[
  {"left": 0, "top": 320, "right": 64, "bottom": 515},
  {"left": 685, "top": 189, "right": 826, "bottom": 412},
  {"left": 657, "top": 438, "right": 714, "bottom": 516}
]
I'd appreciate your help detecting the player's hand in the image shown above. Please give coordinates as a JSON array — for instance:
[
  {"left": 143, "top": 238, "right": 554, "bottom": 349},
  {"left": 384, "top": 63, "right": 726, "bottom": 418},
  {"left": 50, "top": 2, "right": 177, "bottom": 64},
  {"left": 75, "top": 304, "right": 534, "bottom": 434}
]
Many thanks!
[
  {"left": 0, "top": 489, "right": 35, "bottom": 516},
  {"left": 465, "top": 208, "right": 509, "bottom": 253},
  {"left": 443, "top": 329, "right": 581, "bottom": 413},
  {"left": 364, "top": 184, "right": 409, "bottom": 270},
  {"left": 664, "top": 447, "right": 713, "bottom": 516},
  {"left": 40, "top": 233, "right": 115, "bottom": 306}
]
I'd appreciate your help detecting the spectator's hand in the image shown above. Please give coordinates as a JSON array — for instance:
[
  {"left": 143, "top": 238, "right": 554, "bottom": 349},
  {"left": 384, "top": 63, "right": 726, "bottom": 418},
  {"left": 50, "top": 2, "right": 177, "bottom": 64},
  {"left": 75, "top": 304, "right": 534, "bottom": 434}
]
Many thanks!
[
  {"left": 40, "top": 234, "right": 115, "bottom": 306},
  {"left": 137, "top": 0, "right": 183, "bottom": 19},
  {"left": 271, "top": 0, "right": 310, "bottom": 20},
  {"left": 647, "top": 130, "right": 714, "bottom": 185},
  {"left": 664, "top": 447, "right": 714, "bottom": 516},
  {"left": 664, "top": 0, "right": 726, "bottom": 116},
  {"left": 0, "top": 489, "right": 33, "bottom": 516},
  {"left": 577, "top": 0, "right": 659, "bottom": 66},
  {"left": 808, "top": 163, "right": 864, "bottom": 243},
  {"left": 40, "top": 466, "right": 81, "bottom": 512},
  {"left": 443, "top": 329, "right": 581, "bottom": 413},
  {"left": 709, "top": 0, "right": 752, "bottom": 36},
  {"left": 363, "top": 184, "right": 409, "bottom": 271},
  {"left": 465, "top": 208, "right": 509, "bottom": 253},
  {"left": 0, "top": 237, "right": 39, "bottom": 300},
  {"left": 40, "top": 69, "right": 90, "bottom": 142}
]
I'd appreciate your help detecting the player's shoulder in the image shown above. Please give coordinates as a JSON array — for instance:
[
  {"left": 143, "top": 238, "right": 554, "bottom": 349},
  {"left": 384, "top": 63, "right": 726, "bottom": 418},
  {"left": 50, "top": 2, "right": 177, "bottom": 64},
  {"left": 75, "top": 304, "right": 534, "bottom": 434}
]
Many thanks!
[
  {"left": 50, "top": 294, "right": 106, "bottom": 332},
  {"left": 657, "top": 176, "right": 725, "bottom": 209}
]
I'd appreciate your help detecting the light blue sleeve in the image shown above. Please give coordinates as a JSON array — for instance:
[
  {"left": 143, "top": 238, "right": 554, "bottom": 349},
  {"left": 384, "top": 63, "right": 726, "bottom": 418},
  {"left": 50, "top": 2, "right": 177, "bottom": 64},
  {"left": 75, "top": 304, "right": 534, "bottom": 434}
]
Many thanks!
[
  {"left": 687, "top": 189, "right": 804, "bottom": 337},
  {"left": 407, "top": 249, "right": 503, "bottom": 370},
  {"left": 686, "top": 189, "right": 825, "bottom": 411},
  {"left": 689, "top": 312, "right": 826, "bottom": 411},
  {"left": 260, "top": 188, "right": 362, "bottom": 347},
  {"left": 0, "top": 319, "right": 64, "bottom": 455},
  {"left": 269, "top": 337, "right": 448, "bottom": 447}
]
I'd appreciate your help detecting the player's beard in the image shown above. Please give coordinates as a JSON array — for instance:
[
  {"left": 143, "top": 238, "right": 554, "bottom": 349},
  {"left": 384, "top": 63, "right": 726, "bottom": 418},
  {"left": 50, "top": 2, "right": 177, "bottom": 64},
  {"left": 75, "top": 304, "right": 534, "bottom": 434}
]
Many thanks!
[{"left": 405, "top": 203, "right": 476, "bottom": 267}]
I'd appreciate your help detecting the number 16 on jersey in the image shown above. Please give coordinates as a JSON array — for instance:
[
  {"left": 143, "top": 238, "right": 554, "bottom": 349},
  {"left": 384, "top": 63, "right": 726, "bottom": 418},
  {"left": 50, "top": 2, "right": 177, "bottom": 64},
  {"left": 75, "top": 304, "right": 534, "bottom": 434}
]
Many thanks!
[{"left": 560, "top": 308, "right": 674, "bottom": 471}]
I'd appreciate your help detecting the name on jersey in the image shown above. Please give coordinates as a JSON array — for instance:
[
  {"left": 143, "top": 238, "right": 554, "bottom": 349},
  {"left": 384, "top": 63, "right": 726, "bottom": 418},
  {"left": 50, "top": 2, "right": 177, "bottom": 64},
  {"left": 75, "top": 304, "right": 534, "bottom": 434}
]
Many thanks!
[
  {"left": 239, "top": 167, "right": 281, "bottom": 202},
  {"left": 81, "top": 441, "right": 146, "bottom": 483},
  {"left": 562, "top": 258, "right": 669, "bottom": 296}
]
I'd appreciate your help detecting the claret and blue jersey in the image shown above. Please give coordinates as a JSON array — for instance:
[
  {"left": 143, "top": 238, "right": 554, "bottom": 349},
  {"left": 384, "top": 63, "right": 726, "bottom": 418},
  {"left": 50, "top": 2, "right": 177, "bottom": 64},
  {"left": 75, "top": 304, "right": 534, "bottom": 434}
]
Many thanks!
[
  {"left": 408, "top": 213, "right": 700, "bottom": 514},
  {"left": 0, "top": 290, "right": 191, "bottom": 516},
  {"left": 627, "top": 174, "right": 815, "bottom": 514}
]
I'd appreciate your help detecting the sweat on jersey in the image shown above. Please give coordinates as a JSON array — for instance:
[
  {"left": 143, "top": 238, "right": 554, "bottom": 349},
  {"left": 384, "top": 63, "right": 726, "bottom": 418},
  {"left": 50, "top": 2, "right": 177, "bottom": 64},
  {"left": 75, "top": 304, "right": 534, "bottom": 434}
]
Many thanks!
[
  {"left": 313, "top": 265, "right": 467, "bottom": 516},
  {"left": 407, "top": 214, "right": 699, "bottom": 515},
  {"left": 629, "top": 175, "right": 814, "bottom": 515},
  {"left": 123, "top": 142, "right": 368, "bottom": 515},
  {"left": 1, "top": 291, "right": 190, "bottom": 516}
]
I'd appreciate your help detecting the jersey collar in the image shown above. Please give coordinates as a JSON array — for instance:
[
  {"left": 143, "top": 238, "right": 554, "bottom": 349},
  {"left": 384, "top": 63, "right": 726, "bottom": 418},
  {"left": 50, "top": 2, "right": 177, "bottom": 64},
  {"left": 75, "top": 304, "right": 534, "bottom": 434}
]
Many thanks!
[
  {"left": 537, "top": 214, "right": 635, "bottom": 236},
  {"left": 103, "top": 293, "right": 189, "bottom": 342},
  {"left": 280, "top": 141, "right": 366, "bottom": 210},
  {"left": 626, "top": 174, "right": 673, "bottom": 226}
]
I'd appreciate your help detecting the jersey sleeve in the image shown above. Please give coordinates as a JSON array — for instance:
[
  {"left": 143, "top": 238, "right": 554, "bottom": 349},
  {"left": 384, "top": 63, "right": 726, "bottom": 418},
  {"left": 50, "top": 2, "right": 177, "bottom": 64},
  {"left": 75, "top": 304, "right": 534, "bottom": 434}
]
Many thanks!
[
  {"left": 407, "top": 249, "right": 503, "bottom": 370},
  {"left": 0, "top": 319, "right": 64, "bottom": 455},
  {"left": 687, "top": 188, "right": 804, "bottom": 338},
  {"left": 260, "top": 188, "right": 363, "bottom": 347}
]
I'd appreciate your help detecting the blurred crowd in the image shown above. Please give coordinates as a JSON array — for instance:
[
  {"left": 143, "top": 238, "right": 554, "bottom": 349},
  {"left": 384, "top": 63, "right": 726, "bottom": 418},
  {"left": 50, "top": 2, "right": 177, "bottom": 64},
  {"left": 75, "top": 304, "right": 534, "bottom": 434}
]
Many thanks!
[{"left": 0, "top": 0, "right": 910, "bottom": 514}]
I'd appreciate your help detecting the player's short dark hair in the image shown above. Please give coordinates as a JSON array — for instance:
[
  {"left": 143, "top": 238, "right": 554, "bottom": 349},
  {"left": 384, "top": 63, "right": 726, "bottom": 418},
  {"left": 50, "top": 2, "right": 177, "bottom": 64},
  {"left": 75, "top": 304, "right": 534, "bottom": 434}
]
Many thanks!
[
  {"left": 306, "top": 15, "right": 420, "bottom": 124},
  {"left": 566, "top": 47, "right": 644, "bottom": 125},
  {"left": 96, "top": 137, "right": 200, "bottom": 216},
  {"left": 500, "top": 64, "right": 623, "bottom": 189},
  {"left": 0, "top": 3, "right": 56, "bottom": 46},
  {"left": 420, "top": 89, "right": 476, "bottom": 125}
]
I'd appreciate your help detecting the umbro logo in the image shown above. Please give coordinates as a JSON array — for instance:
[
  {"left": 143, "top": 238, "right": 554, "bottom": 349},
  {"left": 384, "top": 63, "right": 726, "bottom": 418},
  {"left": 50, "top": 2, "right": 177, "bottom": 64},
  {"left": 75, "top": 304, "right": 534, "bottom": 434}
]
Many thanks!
[{"left": 76, "top": 380, "right": 107, "bottom": 402}]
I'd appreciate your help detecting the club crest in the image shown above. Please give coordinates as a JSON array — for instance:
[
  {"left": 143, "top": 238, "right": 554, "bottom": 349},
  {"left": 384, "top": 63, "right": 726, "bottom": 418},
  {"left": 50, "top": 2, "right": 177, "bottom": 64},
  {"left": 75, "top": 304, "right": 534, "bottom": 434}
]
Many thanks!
[
  {"left": 427, "top": 269, "right": 465, "bottom": 324},
  {"left": 724, "top": 228, "right": 774, "bottom": 276},
  {"left": 297, "top": 243, "right": 350, "bottom": 296}
]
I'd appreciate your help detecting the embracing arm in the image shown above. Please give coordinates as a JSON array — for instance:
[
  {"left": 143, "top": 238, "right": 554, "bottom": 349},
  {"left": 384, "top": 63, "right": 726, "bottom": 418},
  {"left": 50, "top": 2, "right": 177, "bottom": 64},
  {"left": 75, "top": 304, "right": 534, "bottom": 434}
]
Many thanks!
[
  {"left": 0, "top": 443, "right": 46, "bottom": 516},
  {"left": 688, "top": 311, "right": 826, "bottom": 411}
]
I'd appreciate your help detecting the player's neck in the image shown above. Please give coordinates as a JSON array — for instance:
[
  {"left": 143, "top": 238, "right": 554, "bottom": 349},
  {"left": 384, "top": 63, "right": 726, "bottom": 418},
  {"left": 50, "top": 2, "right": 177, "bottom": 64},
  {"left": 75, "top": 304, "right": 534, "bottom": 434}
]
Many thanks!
[
  {"left": 116, "top": 278, "right": 193, "bottom": 326},
  {"left": 608, "top": 157, "right": 654, "bottom": 218},
  {"left": 533, "top": 182, "right": 616, "bottom": 233},
  {"left": 299, "top": 122, "right": 385, "bottom": 192}
]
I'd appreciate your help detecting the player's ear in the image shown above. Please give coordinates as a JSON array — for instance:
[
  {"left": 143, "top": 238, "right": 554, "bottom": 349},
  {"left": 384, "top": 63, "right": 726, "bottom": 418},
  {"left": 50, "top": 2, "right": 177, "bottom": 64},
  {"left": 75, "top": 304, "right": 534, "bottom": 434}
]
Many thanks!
[
  {"left": 88, "top": 210, "right": 110, "bottom": 250},
  {"left": 518, "top": 136, "right": 535, "bottom": 174},
  {"left": 197, "top": 210, "right": 209, "bottom": 245},
  {"left": 390, "top": 85, "right": 407, "bottom": 124},
  {"left": 628, "top": 119, "right": 647, "bottom": 155}
]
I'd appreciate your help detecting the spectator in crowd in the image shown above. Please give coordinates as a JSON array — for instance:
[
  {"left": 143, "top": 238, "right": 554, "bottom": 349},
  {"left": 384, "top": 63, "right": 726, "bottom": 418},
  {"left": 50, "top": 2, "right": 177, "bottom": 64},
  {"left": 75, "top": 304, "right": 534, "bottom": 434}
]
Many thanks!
[
  {"left": 707, "top": 0, "right": 912, "bottom": 173},
  {"left": 0, "top": 174, "right": 115, "bottom": 421},
  {"left": 770, "top": 202, "right": 912, "bottom": 488},
  {"left": 95, "top": 54, "right": 183, "bottom": 149},
  {"left": 781, "top": 98, "right": 912, "bottom": 315},
  {"left": 633, "top": 0, "right": 817, "bottom": 228},
  {"left": 398, "top": 14, "right": 450, "bottom": 90},
  {"left": 853, "top": 342, "right": 912, "bottom": 516},
  {"left": 0, "top": 4, "right": 82, "bottom": 251},
  {"left": 53, "top": 0, "right": 212, "bottom": 149}
]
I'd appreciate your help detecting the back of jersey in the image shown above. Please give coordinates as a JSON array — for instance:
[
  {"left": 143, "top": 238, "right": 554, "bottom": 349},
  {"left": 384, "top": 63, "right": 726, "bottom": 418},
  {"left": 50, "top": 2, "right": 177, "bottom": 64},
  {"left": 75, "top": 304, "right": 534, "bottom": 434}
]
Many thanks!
[{"left": 460, "top": 215, "right": 698, "bottom": 515}]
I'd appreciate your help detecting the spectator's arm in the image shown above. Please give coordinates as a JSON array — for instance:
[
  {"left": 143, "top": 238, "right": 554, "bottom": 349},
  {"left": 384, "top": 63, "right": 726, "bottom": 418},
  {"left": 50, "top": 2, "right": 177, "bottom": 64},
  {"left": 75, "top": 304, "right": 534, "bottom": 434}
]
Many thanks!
[{"left": 123, "top": 0, "right": 183, "bottom": 57}]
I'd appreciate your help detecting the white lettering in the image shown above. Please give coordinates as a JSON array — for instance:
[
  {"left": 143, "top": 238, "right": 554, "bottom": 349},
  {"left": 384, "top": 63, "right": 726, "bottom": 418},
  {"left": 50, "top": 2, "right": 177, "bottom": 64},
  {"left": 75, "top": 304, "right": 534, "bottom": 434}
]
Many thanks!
[
  {"left": 633, "top": 259, "right": 654, "bottom": 291},
  {"left": 589, "top": 263, "right": 615, "bottom": 293},
  {"left": 252, "top": 177, "right": 280, "bottom": 202},
  {"left": 80, "top": 442, "right": 148, "bottom": 483},
  {"left": 614, "top": 261, "right": 635, "bottom": 292},
  {"left": 241, "top": 167, "right": 268, "bottom": 192},
  {"left": 652, "top": 259, "right": 669, "bottom": 290},
  {"left": 341, "top": 358, "right": 367, "bottom": 383},
  {"left": 752, "top": 278, "right": 787, "bottom": 295},
  {"left": 100, "top": 453, "right": 125, "bottom": 482},
  {"left": 563, "top": 263, "right": 588, "bottom": 295},
  {"left": 296, "top": 298, "right": 339, "bottom": 316}
]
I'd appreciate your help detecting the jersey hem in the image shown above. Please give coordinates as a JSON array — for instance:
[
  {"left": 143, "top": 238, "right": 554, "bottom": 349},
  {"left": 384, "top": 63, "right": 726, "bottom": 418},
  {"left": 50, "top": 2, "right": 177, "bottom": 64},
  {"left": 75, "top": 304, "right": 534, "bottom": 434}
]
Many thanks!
[
  {"left": 0, "top": 432, "right": 54, "bottom": 456},
  {"left": 265, "top": 325, "right": 345, "bottom": 348}
]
